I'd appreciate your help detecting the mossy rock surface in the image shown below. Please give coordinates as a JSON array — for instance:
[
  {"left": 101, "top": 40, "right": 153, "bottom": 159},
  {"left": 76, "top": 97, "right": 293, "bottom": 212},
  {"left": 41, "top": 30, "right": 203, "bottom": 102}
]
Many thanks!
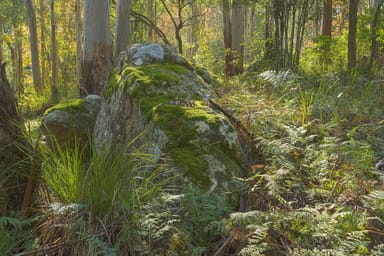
[
  {"left": 95, "top": 44, "right": 247, "bottom": 197},
  {"left": 42, "top": 95, "right": 101, "bottom": 146}
]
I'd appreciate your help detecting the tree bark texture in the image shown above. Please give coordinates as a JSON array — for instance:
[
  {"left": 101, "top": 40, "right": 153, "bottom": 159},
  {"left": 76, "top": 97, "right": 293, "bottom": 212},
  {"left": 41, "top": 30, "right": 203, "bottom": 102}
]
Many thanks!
[
  {"left": 230, "top": 0, "right": 245, "bottom": 75},
  {"left": 75, "top": 0, "right": 83, "bottom": 89},
  {"left": 15, "top": 29, "right": 23, "bottom": 95},
  {"left": 24, "top": 0, "right": 42, "bottom": 94},
  {"left": 322, "top": 0, "right": 332, "bottom": 37},
  {"left": 0, "top": 23, "right": 3, "bottom": 65},
  {"left": 147, "top": 0, "right": 154, "bottom": 42},
  {"left": 348, "top": 0, "right": 359, "bottom": 70},
  {"left": 186, "top": 0, "right": 199, "bottom": 59},
  {"left": 81, "top": 0, "right": 112, "bottom": 96},
  {"left": 370, "top": 0, "right": 384, "bottom": 65},
  {"left": 0, "top": 63, "right": 26, "bottom": 215},
  {"left": 114, "top": 0, "right": 131, "bottom": 59},
  {"left": 222, "top": 0, "right": 232, "bottom": 78},
  {"left": 40, "top": 0, "right": 46, "bottom": 89},
  {"left": 312, "top": 0, "right": 320, "bottom": 38},
  {"left": 50, "top": 0, "right": 59, "bottom": 102}
]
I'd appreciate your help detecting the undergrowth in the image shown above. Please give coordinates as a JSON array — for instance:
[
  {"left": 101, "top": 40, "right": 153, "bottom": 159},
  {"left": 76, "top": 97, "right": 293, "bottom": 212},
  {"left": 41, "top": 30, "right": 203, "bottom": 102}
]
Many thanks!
[
  {"left": 215, "top": 69, "right": 384, "bottom": 255},
  {"left": 4, "top": 66, "right": 384, "bottom": 255}
]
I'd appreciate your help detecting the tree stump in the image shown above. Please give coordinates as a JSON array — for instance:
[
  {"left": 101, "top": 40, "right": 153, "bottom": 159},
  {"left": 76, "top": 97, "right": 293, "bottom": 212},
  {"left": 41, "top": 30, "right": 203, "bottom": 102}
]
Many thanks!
[{"left": 0, "top": 63, "right": 27, "bottom": 215}]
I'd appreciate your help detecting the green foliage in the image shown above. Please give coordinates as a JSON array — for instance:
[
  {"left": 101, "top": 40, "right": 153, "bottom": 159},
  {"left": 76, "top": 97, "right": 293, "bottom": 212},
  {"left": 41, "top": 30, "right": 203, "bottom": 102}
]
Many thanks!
[
  {"left": 231, "top": 208, "right": 370, "bottom": 255},
  {"left": 0, "top": 216, "right": 35, "bottom": 255},
  {"left": 137, "top": 187, "right": 232, "bottom": 255},
  {"left": 41, "top": 140, "right": 163, "bottom": 219},
  {"left": 41, "top": 140, "right": 84, "bottom": 204},
  {"left": 103, "top": 63, "right": 189, "bottom": 98},
  {"left": 43, "top": 98, "right": 85, "bottom": 116},
  {"left": 218, "top": 65, "right": 384, "bottom": 254}
]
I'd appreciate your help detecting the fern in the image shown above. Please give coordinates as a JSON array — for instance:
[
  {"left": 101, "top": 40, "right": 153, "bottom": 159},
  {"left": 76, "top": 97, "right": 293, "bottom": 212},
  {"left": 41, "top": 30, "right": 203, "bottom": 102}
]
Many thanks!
[{"left": 0, "top": 216, "right": 35, "bottom": 256}]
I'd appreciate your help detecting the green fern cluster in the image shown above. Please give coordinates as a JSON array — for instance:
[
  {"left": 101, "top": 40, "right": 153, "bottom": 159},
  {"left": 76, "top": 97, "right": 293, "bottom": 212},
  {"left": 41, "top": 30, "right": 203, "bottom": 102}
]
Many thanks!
[
  {"left": 218, "top": 68, "right": 384, "bottom": 255},
  {"left": 135, "top": 186, "right": 232, "bottom": 255},
  {"left": 0, "top": 216, "right": 35, "bottom": 255}
]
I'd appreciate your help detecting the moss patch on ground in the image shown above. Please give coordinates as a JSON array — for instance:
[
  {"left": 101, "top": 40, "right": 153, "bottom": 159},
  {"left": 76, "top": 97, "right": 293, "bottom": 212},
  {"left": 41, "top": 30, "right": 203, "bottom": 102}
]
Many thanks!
[{"left": 44, "top": 99, "right": 86, "bottom": 116}]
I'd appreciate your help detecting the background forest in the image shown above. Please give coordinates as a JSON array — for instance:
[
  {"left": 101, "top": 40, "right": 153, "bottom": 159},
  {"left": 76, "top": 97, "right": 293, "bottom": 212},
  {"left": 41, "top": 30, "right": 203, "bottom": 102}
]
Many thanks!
[{"left": 0, "top": 0, "right": 384, "bottom": 255}]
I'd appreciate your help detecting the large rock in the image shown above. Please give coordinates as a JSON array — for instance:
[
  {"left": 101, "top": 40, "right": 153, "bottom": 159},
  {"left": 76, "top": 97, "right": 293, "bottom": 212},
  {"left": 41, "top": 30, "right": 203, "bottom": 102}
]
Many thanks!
[
  {"left": 42, "top": 95, "right": 101, "bottom": 146},
  {"left": 94, "top": 44, "right": 255, "bottom": 197}
]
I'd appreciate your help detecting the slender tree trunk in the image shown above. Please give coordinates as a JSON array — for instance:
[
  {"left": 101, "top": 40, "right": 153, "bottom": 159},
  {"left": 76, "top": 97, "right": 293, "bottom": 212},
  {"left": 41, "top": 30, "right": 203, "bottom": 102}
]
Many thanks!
[
  {"left": 147, "top": 0, "right": 154, "bottom": 42},
  {"left": 348, "top": 0, "right": 359, "bottom": 70},
  {"left": 15, "top": 29, "right": 24, "bottom": 94},
  {"left": 114, "top": 0, "right": 131, "bottom": 59},
  {"left": 370, "top": 0, "right": 384, "bottom": 65},
  {"left": 322, "top": 0, "right": 332, "bottom": 37},
  {"left": 231, "top": 0, "right": 245, "bottom": 75},
  {"left": 75, "top": 0, "right": 82, "bottom": 89},
  {"left": 223, "top": 0, "right": 232, "bottom": 77},
  {"left": 0, "top": 23, "right": 3, "bottom": 65},
  {"left": 40, "top": 0, "right": 46, "bottom": 89},
  {"left": 312, "top": 0, "right": 320, "bottom": 38},
  {"left": 82, "top": 0, "right": 112, "bottom": 96},
  {"left": 24, "top": 0, "right": 42, "bottom": 94},
  {"left": 273, "top": 0, "right": 282, "bottom": 70},
  {"left": 249, "top": 4, "right": 256, "bottom": 62},
  {"left": 289, "top": 6, "right": 296, "bottom": 67},
  {"left": 264, "top": 1, "right": 274, "bottom": 60},
  {"left": 50, "top": 0, "right": 59, "bottom": 102},
  {"left": 186, "top": 0, "right": 199, "bottom": 60}
]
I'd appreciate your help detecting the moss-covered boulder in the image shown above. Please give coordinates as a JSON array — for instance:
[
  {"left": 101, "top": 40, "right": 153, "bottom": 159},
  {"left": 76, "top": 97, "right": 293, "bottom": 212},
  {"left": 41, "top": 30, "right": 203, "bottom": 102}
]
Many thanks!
[
  {"left": 42, "top": 95, "right": 101, "bottom": 146},
  {"left": 95, "top": 44, "right": 252, "bottom": 197}
]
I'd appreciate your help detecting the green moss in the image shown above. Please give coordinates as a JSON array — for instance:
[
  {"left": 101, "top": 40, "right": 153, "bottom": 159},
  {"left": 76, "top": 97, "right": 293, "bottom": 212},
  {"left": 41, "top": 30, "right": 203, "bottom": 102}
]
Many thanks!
[
  {"left": 44, "top": 99, "right": 86, "bottom": 116},
  {"left": 101, "top": 62, "right": 242, "bottom": 190},
  {"left": 103, "top": 64, "right": 190, "bottom": 98},
  {"left": 140, "top": 99, "right": 221, "bottom": 146},
  {"left": 103, "top": 70, "right": 122, "bottom": 98},
  {"left": 170, "top": 147, "right": 210, "bottom": 188}
]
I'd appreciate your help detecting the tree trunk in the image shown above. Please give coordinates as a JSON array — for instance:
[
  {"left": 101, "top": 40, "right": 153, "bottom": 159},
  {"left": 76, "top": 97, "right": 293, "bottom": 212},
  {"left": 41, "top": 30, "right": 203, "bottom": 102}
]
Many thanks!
[
  {"left": 24, "top": 0, "right": 42, "bottom": 94},
  {"left": 322, "top": 0, "right": 332, "bottom": 37},
  {"left": 0, "top": 63, "right": 26, "bottom": 215},
  {"left": 81, "top": 0, "right": 112, "bottom": 96},
  {"left": 248, "top": 4, "right": 256, "bottom": 62},
  {"left": 264, "top": 1, "right": 274, "bottom": 60},
  {"left": 0, "top": 23, "right": 3, "bottom": 65},
  {"left": 40, "top": 0, "right": 46, "bottom": 89},
  {"left": 186, "top": 0, "right": 199, "bottom": 60},
  {"left": 114, "top": 0, "right": 131, "bottom": 59},
  {"left": 273, "top": 0, "right": 282, "bottom": 70},
  {"left": 312, "top": 0, "right": 320, "bottom": 38},
  {"left": 50, "top": 0, "right": 59, "bottom": 102},
  {"left": 223, "top": 0, "right": 232, "bottom": 78},
  {"left": 147, "top": 0, "right": 154, "bottom": 42},
  {"left": 15, "top": 29, "right": 24, "bottom": 95},
  {"left": 231, "top": 0, "right": 245, "bottom": 75},
  {"left": 75, "top": 0, "right": 82, "bottom": 90},
  {"left": 370, "top": 0, "right": 384, "bottom": 65},
  {"left": 348, "top": 0, "right": 359, "bottom": 70}
]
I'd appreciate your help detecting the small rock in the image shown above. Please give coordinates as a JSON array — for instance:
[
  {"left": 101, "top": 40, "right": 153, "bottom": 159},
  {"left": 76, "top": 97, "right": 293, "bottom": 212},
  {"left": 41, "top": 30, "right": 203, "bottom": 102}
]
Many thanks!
[{"left": 376, "top": 156, "right": 384, "bottom": 172}]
